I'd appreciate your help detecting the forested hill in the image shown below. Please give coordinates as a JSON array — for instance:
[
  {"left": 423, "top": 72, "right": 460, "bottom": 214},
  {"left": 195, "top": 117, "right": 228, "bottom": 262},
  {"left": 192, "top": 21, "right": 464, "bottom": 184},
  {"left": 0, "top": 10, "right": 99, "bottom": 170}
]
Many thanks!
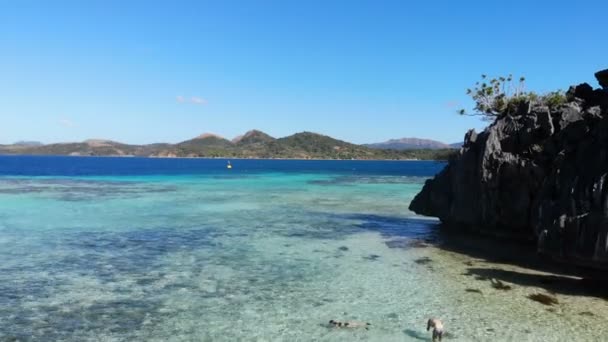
[{"left": 0, "top": 130, "right": 456, "bottom": 160}]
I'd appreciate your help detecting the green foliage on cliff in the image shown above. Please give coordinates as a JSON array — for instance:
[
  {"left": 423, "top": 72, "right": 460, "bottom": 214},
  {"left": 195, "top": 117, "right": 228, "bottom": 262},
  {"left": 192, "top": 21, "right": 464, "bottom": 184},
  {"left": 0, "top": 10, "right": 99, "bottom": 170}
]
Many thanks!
[
  {"left": 460, "top": 74, "right": 566, "bottom": 120},
  {"left": 539, "top": 90, "right": 567, "bottom": 109}
]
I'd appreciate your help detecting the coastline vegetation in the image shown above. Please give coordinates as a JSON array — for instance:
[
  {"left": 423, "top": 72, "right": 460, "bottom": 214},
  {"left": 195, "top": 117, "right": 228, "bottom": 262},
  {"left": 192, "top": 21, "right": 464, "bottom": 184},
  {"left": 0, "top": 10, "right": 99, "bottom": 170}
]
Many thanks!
[
  {"left": 459, "top": 74, "right": 567, "bottom": 120},
  {"left": 0, "top": 131, "right": 457, "bottom": 161}
]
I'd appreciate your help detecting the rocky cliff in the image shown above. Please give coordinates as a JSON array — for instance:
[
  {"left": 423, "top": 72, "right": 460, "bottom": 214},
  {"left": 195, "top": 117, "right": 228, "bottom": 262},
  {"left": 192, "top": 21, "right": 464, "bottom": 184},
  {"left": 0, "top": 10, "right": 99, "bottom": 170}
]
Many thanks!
[{"left": 410, "top": 70, "right": 608, "bottom": 270}]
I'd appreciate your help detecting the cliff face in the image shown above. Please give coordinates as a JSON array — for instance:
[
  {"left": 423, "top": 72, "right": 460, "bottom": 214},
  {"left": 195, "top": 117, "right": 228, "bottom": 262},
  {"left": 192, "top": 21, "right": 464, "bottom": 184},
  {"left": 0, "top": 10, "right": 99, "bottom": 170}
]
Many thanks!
[{"left": 410, "top": 71, "right": 608, "bottom": 270}]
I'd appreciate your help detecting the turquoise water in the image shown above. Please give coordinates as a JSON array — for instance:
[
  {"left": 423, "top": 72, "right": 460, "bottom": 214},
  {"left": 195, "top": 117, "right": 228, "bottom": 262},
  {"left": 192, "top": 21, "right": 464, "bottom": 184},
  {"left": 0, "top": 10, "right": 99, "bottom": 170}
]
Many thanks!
[{"left": 1, "top": 158, "right": 607, "bottom": 341}]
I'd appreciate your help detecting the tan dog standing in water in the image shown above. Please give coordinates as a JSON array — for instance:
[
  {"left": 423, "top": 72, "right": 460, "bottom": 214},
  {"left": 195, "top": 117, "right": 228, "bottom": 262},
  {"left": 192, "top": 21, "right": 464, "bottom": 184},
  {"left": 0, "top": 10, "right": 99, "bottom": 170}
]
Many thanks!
[
  {"left": 427, "top": 318, "right": 444, "bottom": 341},
  {"left": 328, "top": 320, "right": 371, "bottom": 330}
]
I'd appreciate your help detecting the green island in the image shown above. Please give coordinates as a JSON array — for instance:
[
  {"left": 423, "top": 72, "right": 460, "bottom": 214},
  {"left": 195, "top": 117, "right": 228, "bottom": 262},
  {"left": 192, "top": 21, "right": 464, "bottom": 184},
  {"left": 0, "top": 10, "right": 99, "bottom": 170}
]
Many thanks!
[{"left": 0, "top": 130, "right": 457, "bottom": 160}]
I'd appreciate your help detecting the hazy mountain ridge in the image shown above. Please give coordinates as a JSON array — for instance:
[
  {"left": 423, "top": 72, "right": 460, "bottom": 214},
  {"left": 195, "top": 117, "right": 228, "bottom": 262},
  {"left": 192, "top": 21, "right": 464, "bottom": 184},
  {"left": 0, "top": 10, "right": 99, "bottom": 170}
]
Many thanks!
[
  {"left": 13, "top": 141, "right": 44, "bottom": 147},
  {"left": 365, "top": 137, "right": 455, "bottom": 150},
  {"left": 0, "top": 131, "right": 455, "bottom": 160}
]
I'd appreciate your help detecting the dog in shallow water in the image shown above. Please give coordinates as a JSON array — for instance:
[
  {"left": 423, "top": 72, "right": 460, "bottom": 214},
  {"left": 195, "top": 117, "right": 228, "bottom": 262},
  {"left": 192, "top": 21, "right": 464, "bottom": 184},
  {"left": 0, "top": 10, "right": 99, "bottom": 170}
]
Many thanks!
[
  {"left": 328, "top": 320, "right": 371, "bottom": 330},
  {"left": 427, "top": 318, "right": 444, "bottom": 341}
]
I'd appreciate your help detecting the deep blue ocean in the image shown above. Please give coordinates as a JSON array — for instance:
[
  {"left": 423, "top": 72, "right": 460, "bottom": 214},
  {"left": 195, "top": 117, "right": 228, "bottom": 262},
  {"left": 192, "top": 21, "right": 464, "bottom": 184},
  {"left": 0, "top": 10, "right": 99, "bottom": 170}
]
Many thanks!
[{"left": 0, "top": 155, "right": 445, "bottom": 176}]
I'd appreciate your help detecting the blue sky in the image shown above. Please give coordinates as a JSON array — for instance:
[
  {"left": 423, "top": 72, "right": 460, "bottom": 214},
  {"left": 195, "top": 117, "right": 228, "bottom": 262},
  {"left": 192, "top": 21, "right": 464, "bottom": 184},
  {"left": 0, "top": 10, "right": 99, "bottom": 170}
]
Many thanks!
[{"left": 1, "top": 0, "right": 607, "bottom": 145}]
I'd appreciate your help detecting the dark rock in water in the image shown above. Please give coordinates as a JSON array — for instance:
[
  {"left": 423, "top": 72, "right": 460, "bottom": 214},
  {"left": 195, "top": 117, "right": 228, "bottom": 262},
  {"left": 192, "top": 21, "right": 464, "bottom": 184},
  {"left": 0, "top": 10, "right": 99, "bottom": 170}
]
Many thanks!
[
  {"left": 385, "top": 239, "right": 409, "bottom": 249},
  {"left": 407, "top": 239, "right": 430, "bottom": 248},
  {"left": 385, "top": 238, "right": 429, "bottom": 249},
  {"left": 579, "top": 311, "right": 595, "bottom": 317},
  {"left": 528, "top": 293, "right": 559, "bottom": 306},
  {"left": 414, "top": 257, "right": 432, "bottom": 265},
  {"left": 363, "top": 254, "right": 380, "bottom": 261},
  {"left": 490, "top": 278, "right": 512, "bottom": 291},
  {"left": 465, "top": 288, "right": 483, "bottom": 294},
  {"left": 338, "top": 246, "right": 349, "bottom": 251},
  {"left": 409, "top": 70, "right": 608, "bottom": 271}
]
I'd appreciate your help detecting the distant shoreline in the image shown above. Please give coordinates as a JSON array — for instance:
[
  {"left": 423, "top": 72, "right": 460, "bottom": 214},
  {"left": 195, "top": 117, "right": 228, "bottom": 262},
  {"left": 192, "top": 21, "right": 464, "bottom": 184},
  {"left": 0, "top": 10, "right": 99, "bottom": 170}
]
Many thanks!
[
  {"left": 0, "top": 154, "right": 447, "bottom": 162},
  {"left": 0, "top": 131, "right": 457, "bottom": 162}
]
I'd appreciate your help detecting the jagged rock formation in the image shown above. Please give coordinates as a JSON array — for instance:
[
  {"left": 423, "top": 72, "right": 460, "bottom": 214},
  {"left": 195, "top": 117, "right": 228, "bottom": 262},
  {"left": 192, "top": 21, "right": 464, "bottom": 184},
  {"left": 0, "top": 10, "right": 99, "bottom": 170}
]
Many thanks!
[
  {"left": 596, "top": 69, "right": 608, "bottom": 90},
  {"left": 410, "top": 71, "right": 608, "bottom": 270}
]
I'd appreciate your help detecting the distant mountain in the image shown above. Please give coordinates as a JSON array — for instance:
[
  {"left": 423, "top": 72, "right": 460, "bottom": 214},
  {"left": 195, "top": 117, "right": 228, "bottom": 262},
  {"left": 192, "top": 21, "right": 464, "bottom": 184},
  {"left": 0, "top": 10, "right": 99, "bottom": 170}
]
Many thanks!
[
  {"left": 365, "top": 137, "right": 453, "bottom": 150},
  {"left": 274, "top": 132, "right": 376, "bottom": 159},
  {"left": 177, "top": 133, "right": 232, "bottom": 149},
  {"left": 449, "top": 142, "right": 463, "bottom": 148},
  {"left": 0, "top": 130, "right": 456, "bottom": 160},
  {"left": 233, "top": 130, "right": 275, "bottom": 145},
  {"left": 13, "top": 141, "right": 43, "bottom": 146}
]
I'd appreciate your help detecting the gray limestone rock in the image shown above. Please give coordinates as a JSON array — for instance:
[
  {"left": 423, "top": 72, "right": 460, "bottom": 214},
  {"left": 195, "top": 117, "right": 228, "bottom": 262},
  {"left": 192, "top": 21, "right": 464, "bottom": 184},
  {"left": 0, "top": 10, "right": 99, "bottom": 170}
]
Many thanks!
[{"left": 410, "top": 72, "right": 608, "bottom": 270}]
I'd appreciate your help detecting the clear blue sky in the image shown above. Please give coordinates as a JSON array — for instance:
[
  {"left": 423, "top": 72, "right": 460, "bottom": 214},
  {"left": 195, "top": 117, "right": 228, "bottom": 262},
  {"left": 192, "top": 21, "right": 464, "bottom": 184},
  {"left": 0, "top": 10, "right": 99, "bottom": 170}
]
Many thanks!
[{"left": 1, "top": 0, "right": 607, "bottom": 145}]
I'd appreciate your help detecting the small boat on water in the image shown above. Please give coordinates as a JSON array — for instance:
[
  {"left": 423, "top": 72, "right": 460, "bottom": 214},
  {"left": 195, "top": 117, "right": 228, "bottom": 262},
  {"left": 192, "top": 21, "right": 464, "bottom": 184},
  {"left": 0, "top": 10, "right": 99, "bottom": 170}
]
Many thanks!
[{"left": 226, "top": 161, "right": 232, "bottom": 169}]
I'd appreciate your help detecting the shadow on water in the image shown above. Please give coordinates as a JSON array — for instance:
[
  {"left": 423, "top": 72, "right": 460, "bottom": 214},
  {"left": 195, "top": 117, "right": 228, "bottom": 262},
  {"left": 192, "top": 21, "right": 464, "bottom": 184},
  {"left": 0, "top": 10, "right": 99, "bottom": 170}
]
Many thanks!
[
  {"left": 328, "top": 212, "right": 541, "bottom": 265},
  {"left": 327, "top": 213, "right": 441, "bottom": 243},
  {"left": 403, "top": 329, "right": 429, "bottom": 341},
  {"left": 433, "top": 229, "right": 540, "bottom": 267},
  {"left": 435, "top": 229, "right": 608, "bottom": 292},
  {"left": 463, "top": 267, "right": 608, "bottom": 298},
  {"left": 329, "top": 212, "right": 608, "bottom": 298},
  {"left": 279, "top": 212, "right": 442, "bottom": 247}
]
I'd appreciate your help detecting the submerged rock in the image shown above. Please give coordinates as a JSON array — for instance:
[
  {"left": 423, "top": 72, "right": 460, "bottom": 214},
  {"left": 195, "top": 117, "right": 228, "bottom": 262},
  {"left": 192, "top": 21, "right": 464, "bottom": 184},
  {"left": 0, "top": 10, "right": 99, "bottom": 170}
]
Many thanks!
[
  {"left": 414, "top": 257, "right": 433, "bottom": 265},
  {"left": 490, "top": 278, "right": 512, "bottom": 291},
  {"left": 410, "top": 70, "right": 608, "bottom": 271},
  {"left": 528, "top": 293, "right": 559, "bottom": 306},
  {"left": 363, "top": 254, "right": 381, "bottom": 261}
]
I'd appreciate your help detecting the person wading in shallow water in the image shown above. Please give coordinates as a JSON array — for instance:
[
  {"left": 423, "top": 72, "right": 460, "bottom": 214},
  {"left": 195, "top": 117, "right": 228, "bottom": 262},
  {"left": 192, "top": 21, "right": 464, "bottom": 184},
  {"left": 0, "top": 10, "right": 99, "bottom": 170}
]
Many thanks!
[
  {"left": 328, "top": 320, "right": 371, "bottom": 330},
  {"left": 427, "top": 318, "right": 444, "bottom": 341}
]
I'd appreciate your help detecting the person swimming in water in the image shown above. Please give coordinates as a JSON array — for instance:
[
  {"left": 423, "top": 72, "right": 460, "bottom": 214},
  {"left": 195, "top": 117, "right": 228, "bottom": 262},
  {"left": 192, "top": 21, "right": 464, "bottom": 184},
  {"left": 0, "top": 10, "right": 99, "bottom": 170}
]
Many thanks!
[
  {"left": 328, "top": 320, "right": 371, "bottom": 330},
  {"left": 427, "top": 318, "right": 444, "bottom": 341}
]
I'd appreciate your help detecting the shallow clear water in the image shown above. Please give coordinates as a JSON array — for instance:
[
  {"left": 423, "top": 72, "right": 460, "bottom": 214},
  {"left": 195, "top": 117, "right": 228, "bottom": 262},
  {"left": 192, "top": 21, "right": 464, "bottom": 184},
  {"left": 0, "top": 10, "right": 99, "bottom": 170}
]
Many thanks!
[{"left": 1, "top": 157, "right": 607, "bottom": 341}]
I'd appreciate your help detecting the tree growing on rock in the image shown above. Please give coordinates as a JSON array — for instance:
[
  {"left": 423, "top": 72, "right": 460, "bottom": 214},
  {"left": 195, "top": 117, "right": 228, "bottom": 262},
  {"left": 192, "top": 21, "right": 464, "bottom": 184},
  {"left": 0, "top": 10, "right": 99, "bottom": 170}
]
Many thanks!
[{"left": 459, "top": 74, "right": 566, "bottom": 120}]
